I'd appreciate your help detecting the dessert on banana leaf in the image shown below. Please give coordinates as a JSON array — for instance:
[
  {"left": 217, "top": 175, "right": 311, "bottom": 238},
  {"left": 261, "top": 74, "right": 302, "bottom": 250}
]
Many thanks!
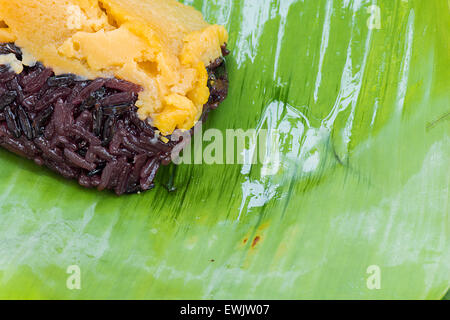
[{"left": 0, "top": 0, "right": 229, "bottom": 195}]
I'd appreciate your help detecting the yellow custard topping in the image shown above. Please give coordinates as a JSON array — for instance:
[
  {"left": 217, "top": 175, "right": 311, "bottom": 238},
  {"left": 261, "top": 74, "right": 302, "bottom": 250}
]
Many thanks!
[{"left": 0, "top": 0, "right": 228, "bottom": 135}]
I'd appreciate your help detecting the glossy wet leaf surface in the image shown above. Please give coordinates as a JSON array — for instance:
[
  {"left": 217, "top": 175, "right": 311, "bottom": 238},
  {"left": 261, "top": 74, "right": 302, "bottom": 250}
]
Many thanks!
[{"left": 0, "top": 0, "right": 448, "bottom": 299}]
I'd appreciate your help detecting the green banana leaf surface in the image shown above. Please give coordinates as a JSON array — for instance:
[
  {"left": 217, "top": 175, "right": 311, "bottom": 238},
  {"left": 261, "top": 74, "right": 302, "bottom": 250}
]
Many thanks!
[{"left": 0, "top": 0, "right": 449, "bottom": 299}]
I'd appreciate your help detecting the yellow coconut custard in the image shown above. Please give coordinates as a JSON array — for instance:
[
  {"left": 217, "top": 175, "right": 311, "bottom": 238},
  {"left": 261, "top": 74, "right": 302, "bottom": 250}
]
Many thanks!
[{"left": 0, "top": 0, "right": 228, "bottom": 135}]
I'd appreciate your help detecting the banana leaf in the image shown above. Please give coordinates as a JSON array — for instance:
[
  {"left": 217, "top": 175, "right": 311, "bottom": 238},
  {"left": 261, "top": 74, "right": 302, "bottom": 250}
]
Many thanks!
[{"left": 0, "top": 0, "right": 448, "bottom": 300}]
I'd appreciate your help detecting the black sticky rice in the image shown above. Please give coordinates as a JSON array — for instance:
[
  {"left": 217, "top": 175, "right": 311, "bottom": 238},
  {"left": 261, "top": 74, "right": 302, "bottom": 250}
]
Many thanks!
[{"left": 0, "top": 43, "right": 229, "bottom": 195}]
